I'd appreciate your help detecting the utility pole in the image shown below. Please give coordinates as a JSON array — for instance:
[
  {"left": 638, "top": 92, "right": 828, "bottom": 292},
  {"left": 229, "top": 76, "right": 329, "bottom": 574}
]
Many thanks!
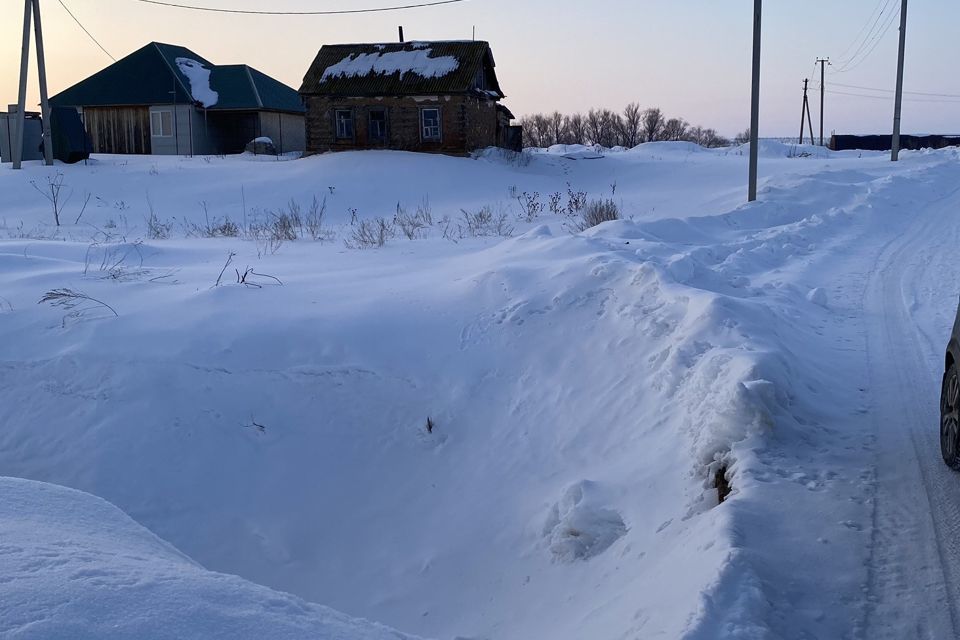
[
  {"left": 748, "top": 0, "right": 762, "bottom": 203},
  {"left": 12, "top": 0, "right": 53, "bottom": 169},
  {"left": 799, "top": 79, "right": 815, "bottom": 144},
  {"left": 891, "top": 0, "right": 908, "bottom": 161},
  {"left": 816, "top": 58, "right": 830, "bottom": 146}
]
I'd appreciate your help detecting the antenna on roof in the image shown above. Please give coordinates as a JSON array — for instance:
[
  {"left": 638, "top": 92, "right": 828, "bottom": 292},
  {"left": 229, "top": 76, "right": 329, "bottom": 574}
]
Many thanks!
[
  {"left": 399, "top": 26, "right": 404, "bottom": 43},
  {"left": 472, "top": 25, "right": 475, "bottom": 40}
]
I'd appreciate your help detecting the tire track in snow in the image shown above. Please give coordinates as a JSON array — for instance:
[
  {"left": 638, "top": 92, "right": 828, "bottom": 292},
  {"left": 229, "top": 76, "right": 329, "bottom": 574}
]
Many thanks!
[{"left": 862, "top": 181, "right": 960, "bottom": 639}]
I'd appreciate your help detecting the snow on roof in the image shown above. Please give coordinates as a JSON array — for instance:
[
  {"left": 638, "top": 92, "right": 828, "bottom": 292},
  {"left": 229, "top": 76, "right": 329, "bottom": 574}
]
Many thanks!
[
  {"left": 175, "top": 57, "right": 219, "bottom": 108},
  {"left": 320, "top": 48, "right": 459, "bottom": 82}
]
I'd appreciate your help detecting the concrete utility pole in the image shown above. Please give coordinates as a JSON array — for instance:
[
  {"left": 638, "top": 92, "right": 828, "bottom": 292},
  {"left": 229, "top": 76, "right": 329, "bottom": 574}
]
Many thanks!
[
  {"left": 13, "top": 0, "right": 53, "bottom": 169},
  {"left": 891, "top": 0, "right": 909, "bottom": 161},
  {"left": 748, "top": 0, "right": 762, "bottom": 203},
  {"left": 816, "top": 58, "right": 830, "bottom": 146}
]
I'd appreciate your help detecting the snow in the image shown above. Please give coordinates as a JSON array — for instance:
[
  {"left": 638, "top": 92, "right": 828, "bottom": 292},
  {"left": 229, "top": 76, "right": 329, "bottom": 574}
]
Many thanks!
[
  {"left": 2, "top": 141, "right": 960, "bottom": 639},
  {"left": 0, "top": 476, "right": 421, "bottom": 639},
  {"left": 175, "top": 57, "right": 219, "bottom": 108},
  {"left": 321, "top": 48, "right": 459, "bottom": 81}
]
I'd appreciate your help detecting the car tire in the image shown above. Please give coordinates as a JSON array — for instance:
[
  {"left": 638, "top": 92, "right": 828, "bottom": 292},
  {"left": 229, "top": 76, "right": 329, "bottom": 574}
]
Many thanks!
[{"left": 941, "top": 362, "right": 960, "bottom": 471}]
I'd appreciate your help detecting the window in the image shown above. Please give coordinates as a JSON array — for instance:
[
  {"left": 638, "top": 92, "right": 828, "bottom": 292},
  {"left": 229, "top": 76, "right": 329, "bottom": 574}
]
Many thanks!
[
  {"left": 368, "top": 109, "right": 387, "bottom": 142},
  {"left": 421, "top": 108, "right": 441, "bottom": 141},
  {"left": 150, "top": 110, "right": 173, "bottom": 137},
  {"left": 335, "top": 109, "right": 354, "bottom": 139}
]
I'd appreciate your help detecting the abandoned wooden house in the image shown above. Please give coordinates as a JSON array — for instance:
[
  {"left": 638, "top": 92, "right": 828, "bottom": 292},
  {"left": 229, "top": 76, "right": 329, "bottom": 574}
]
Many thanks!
[
  {"left": 50, "top": 42, "right": 305, "bottom": 156},
  {"left": 299, "top": 40, "right": 522, "bottom": 155}
]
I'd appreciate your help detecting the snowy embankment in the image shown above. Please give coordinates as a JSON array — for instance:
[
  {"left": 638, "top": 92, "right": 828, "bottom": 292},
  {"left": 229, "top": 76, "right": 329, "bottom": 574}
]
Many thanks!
[
  {"left": 1, "top": 143, "right": 956, "bottom": 638},
  {"left": 0, "top": 476, "right": 421, "bottom": 639}
]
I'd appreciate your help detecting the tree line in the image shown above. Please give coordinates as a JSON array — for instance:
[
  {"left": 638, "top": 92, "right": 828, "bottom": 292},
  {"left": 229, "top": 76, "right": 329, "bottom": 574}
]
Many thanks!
[{"left": 520, "top": 104, "right": 748, "bottom": 149}]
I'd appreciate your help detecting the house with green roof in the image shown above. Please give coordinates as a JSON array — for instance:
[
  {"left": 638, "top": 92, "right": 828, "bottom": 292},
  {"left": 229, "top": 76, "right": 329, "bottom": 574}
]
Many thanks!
[{"left": 50, "top": 42, "right": 305, "bottom": 156}]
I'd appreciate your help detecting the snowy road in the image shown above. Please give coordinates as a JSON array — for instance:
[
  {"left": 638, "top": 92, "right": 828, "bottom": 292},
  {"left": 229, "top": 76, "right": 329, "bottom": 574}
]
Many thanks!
[{"left": 862, "top": 178, "right": 960, "bottom": 639}]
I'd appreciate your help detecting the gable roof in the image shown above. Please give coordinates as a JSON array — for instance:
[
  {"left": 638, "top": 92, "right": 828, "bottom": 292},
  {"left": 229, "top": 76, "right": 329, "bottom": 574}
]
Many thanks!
[
  {"left": 299, "top": 41, "right": 504, "bottom": 98},
  {"left": 50, "top": 42, "right": 304, "bottom": 113}
]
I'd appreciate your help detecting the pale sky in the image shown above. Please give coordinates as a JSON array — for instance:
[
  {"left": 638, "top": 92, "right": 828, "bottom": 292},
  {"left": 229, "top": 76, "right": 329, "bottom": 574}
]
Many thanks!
[{"left": 2, "top": 0, "right": 958, "bottom": 137}]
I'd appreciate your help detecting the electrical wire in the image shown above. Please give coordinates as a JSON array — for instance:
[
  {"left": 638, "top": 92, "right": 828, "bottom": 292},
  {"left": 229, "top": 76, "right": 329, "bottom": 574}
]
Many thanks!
[
  {"left": 833, "top": 4, "right": 901, "bottom": 74},
  {"left": 828, "top": 81, "right": 960, "bottom": 99},
  {"left": 57, "top": 0, "right": 116, "bottom": 61},
  {"left": 825, "top": 88, "right": 960, "bottom": 104},
  {"left": 833, "top": 0, "right": 896, "bottom": 69},
  {"left": 834, "top": 0, "right": 889, "bottom": 64},
  {"left": 131, "top": 0, "right": 469, "bottom": 15}
]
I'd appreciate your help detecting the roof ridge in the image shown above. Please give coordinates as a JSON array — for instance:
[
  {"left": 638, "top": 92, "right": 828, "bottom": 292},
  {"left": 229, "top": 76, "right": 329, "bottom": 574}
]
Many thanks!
[
  {"left": 321, "top": 40, "right": 489, "bottom": 48},
  {"left": 152, "top": 42, "right": 194, "bottom": 103},
  {"left": 243, "top": 66, "right": 264, "bottom": 109}
]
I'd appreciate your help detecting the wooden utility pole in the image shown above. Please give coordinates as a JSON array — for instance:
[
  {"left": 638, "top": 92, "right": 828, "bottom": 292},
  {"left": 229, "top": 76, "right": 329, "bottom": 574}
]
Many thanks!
[
  {"left": 891, "top": 0, "right": 909, "bottom": 161},
  {"left": 816, "top": 58, "right": 830, "bottom": 146},
  {"left": 12, "top": 0, "right": 53, "bottom": 169},
  {"left": 799, "top": 79, "right": 816, "bottom": 145},
  {"left": 748, "top": 0, "right": 762, "bottom": 203}
]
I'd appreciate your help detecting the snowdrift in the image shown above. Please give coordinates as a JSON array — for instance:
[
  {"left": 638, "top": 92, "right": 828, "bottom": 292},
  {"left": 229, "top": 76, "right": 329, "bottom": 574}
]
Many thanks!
[
  {"left": 2, "top": 146, "right": 957, "bottom": 639},
  {"left": 0, "top": 476, "right": 421, "bottom": 640}
]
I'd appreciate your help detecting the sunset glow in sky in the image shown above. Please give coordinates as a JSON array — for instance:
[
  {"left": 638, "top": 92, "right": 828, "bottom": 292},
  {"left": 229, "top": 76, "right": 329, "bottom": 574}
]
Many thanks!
[{"left": 2, "top": 0, "right": 958, "bottom": 137}]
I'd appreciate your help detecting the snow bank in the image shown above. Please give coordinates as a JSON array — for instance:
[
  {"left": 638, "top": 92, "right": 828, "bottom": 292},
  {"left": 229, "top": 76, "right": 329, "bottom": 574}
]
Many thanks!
[
  {"left": 176, "top": 57, "right": 219, "bottom": 108},
  {"left": 321, "top": 49, "right": 459, "bottom": 81},
  {"left": 0, "top": 476, "right": 422, "bottom": 640},
  {"left": 1, "top": 146, "right": 956, "bottom": 639}
]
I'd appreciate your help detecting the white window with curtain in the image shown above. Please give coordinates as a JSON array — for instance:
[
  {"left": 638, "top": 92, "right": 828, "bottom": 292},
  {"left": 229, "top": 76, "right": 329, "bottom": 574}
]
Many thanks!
[{"left": 150, "top": 110, "right": 173, "bottom": 137}]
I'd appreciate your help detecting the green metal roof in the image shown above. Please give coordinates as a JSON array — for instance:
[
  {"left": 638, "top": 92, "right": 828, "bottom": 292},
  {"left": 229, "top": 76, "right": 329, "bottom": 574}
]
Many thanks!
[
  {"left": 299, "top": 41, "right": 504, "bottom": 98},
  {"left": 51, "top": 42, "right": 303, "bottom": 113}
]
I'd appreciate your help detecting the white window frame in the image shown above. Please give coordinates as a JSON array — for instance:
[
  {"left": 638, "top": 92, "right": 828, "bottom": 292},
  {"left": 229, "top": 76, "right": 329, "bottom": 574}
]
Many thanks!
[
  {"left": 420, "top": 107, "right": 441, "bottom": 142},
  {"left": 150, "top": 109, "right": 173, "bottom": 138},
  {"left": 335, "top": 109, "right": 354, "bottom": 140},
  {"left": 368, "top": 109, "right": 388, "bottom": 141}
]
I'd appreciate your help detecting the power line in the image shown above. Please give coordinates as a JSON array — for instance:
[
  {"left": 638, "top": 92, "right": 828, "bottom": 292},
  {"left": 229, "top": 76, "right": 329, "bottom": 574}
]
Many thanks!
[
  {"left": 827, "top": 81, "right": 960, "bottom": 99},
  {"left": 57, "top": 0, "right": 115, "bottom": 61},
  {"left": 834, "top": 0, "right": 889, "bottom": 64},
  {"left": 825, "top": 88, "right": 960, "bottom": 104},
  {"left": 131, "top": 0, "right": 469, "bottom": 15},
  {"left": 833, "top": 4, "right": 901, "bottom": 74},
  {"left": 833, "top": 0, "right": 896, "bottom": 68}
]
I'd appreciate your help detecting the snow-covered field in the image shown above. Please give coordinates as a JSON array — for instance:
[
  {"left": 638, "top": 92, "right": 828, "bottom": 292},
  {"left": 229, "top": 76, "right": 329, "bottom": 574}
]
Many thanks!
[{"left": 2, "top": 142, "right": 960, "bottom": 639}]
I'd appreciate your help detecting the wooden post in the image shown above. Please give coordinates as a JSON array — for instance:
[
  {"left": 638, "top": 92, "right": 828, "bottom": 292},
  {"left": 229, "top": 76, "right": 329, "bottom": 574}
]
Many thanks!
[
  {"left": 31, "top": 0, "right": 53, "bottom": 165},
  {"left": 13, "top": 0, "right": 33, "bottom": 170},
  {"left": 800, "top": 79, "right": 809, "bottom": 144}
]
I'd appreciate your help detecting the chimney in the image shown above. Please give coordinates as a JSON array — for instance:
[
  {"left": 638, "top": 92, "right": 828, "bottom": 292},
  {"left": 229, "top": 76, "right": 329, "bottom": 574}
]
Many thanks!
[{"left": 399, "top": 26, "right": 405, "bottom": 43}]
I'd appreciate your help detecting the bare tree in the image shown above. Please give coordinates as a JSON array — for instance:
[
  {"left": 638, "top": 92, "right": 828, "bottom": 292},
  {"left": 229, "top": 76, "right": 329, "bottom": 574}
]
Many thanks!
[
  {"left": 689, "top": 127, "right": 730, "bottom": 148},
  {"left": 641, "top": 107, "right": 666, "bottom": 143},
  {"left": 566, "top": 113, "right": 587, "bottom": 145},
  {"left": 585, "top": 109, "right": 603, "bottom": 146},
  {"left": 520, "top": 114, "right": 547, "bottom": 148},
  {"left": 518, "top": 105, "right": 728, "bottom": 150},
  {"left": 734, "top": 127, "right": 751, "bottom": 144},
  {"left": 519, "top": 115, "right": 536, "bottom": 148},
  {"left": 533, "top": 113, "right": 555, "bottom": 147},
  {"left": 620, "top": 103, "right": 643, "bottom": 148},
  {"left": 586, "top": 109, "right": 621, "bottom": 147},
  {"left": 549, "top": 112, "right": 567, "bottom": 147},
  {"left": 662, "top": 118, "right": 689, "bottom": 141}
]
